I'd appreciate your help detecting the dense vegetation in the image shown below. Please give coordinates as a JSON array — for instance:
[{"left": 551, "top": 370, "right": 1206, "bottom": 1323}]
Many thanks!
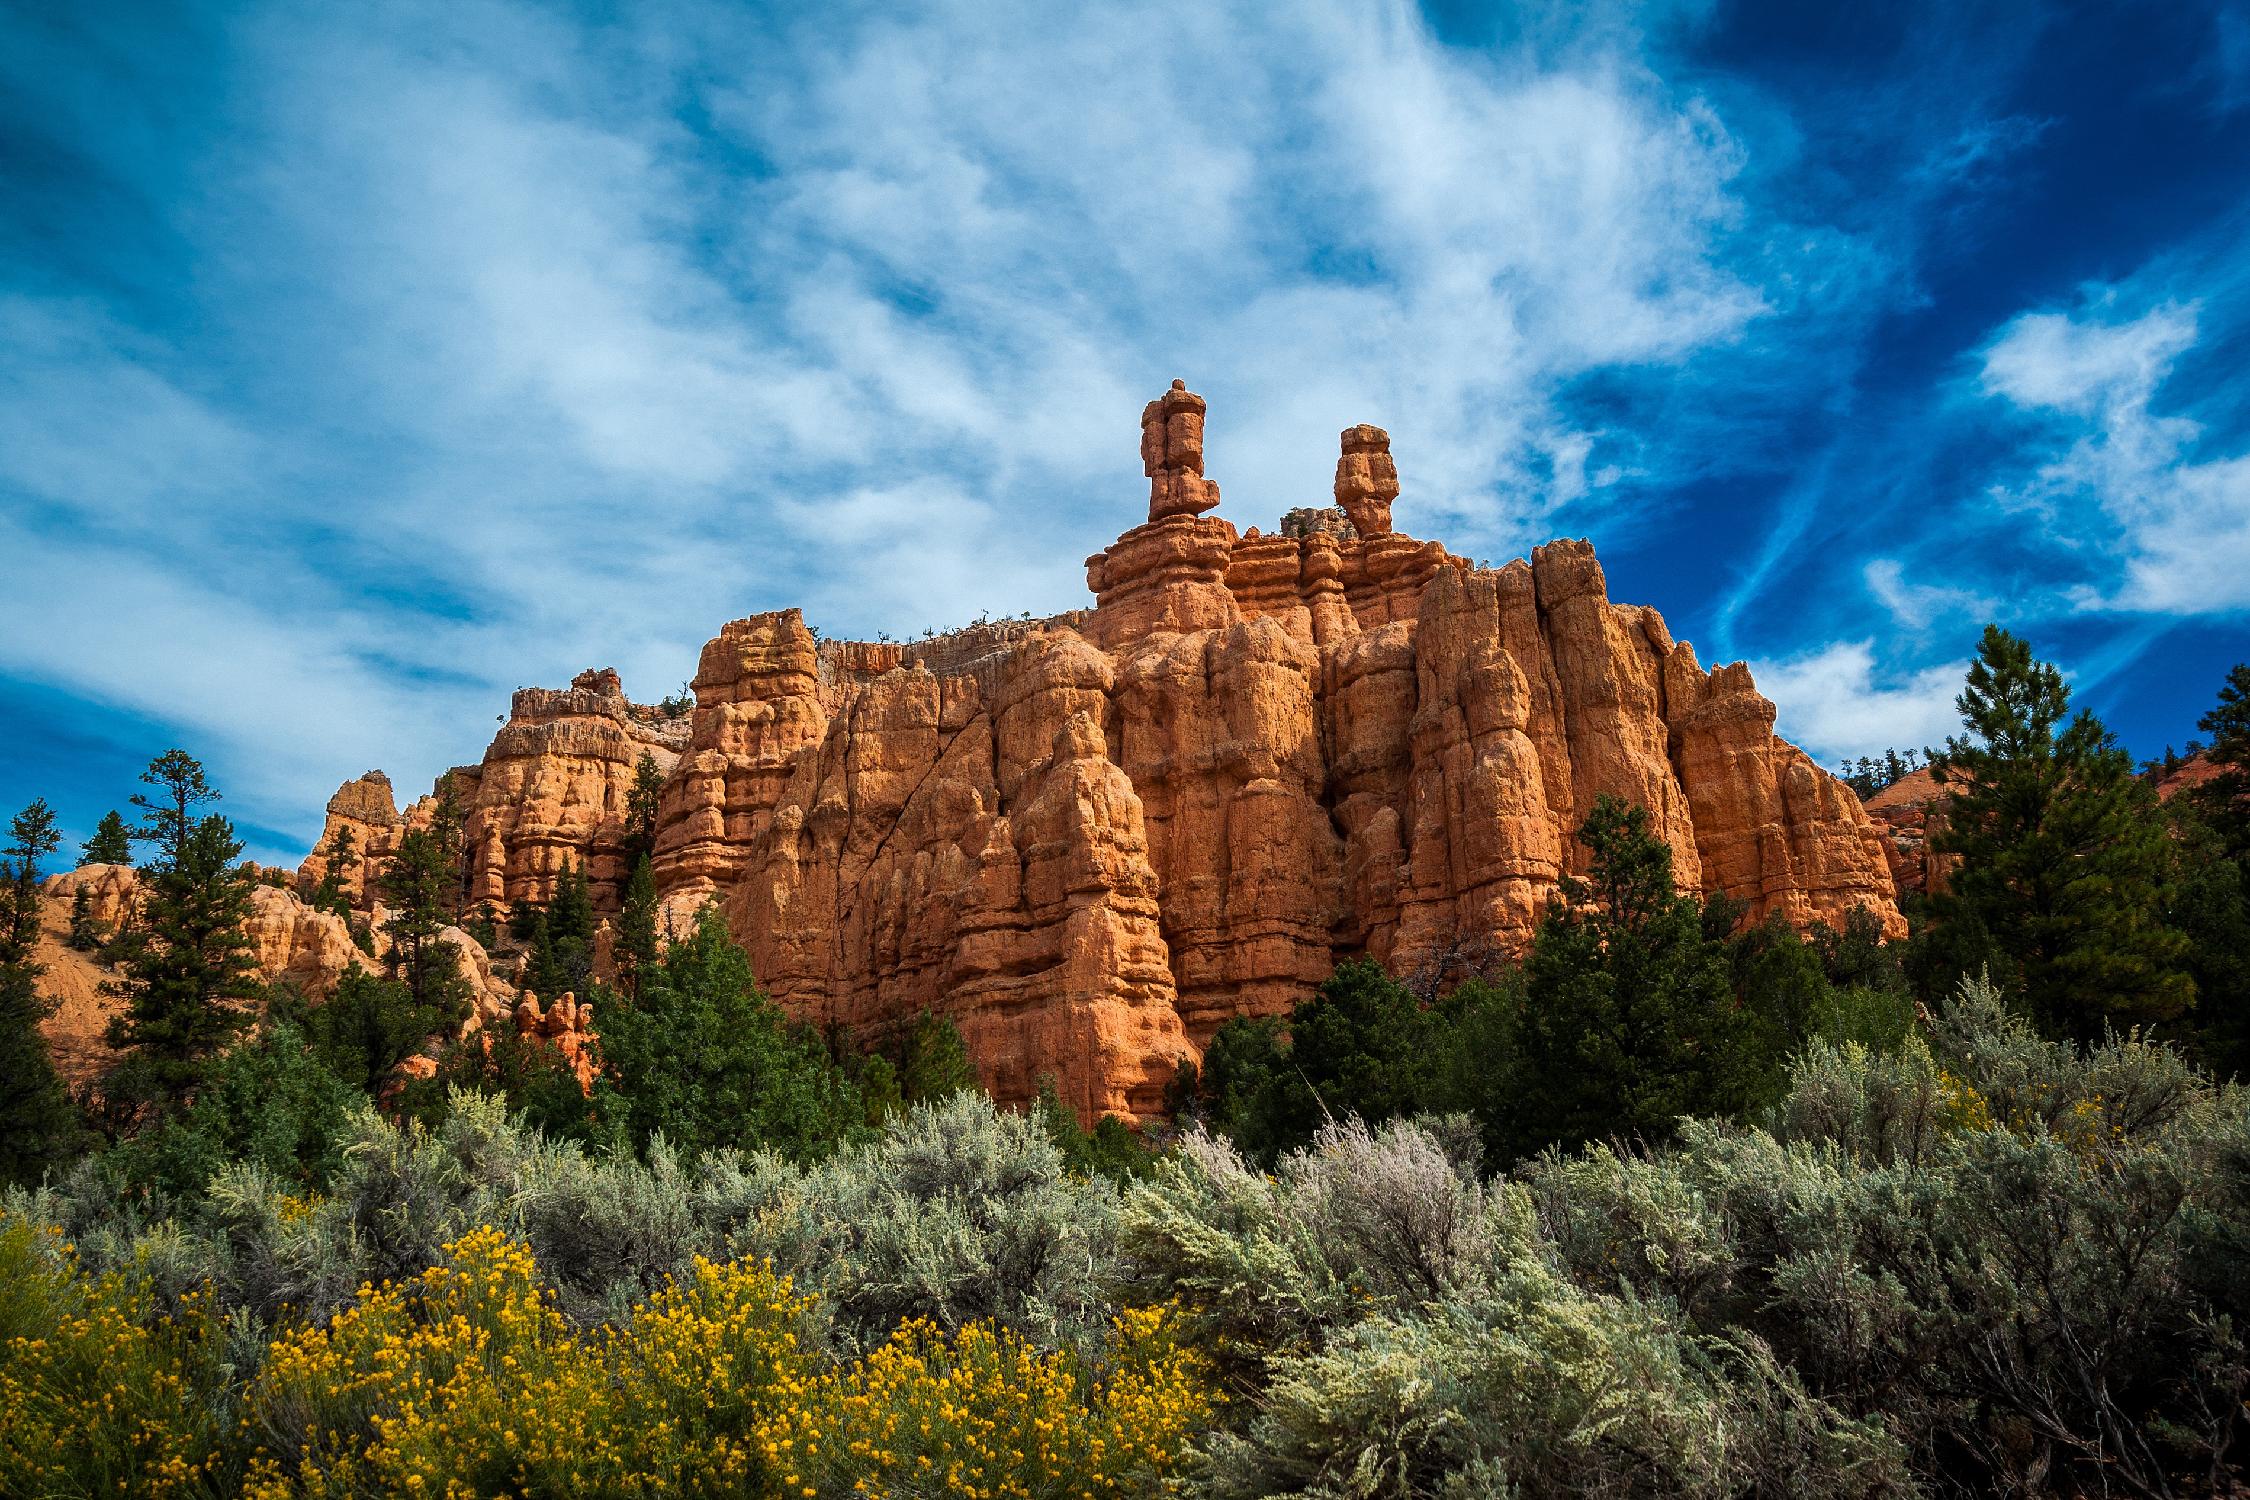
[{"left": 0, "top": 631, "right": 2246, "bottom": 1496}]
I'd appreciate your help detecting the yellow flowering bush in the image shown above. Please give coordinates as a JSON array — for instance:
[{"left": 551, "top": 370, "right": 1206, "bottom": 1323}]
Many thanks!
[
  {"left": 0, "top": 1217, "right": 236, "bottom": 1497},
  {"left": 769, "top": 1303, "right": 1212, "bottom": 1499},
  {"left": 244, "top": 1225, "right": 818, "bottom": 1497},
  {"left": 224, "top": 1225, "right": 1209, "bottom": 1498}
]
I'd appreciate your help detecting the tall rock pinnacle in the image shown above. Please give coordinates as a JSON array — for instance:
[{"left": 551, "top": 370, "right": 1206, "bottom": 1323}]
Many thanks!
[
  {"left": 1334, "top": 423, "right": 1398, "bottom": 537},
  {"left": 1141, "top": 379, "right": 1221, "bottom": 521}
]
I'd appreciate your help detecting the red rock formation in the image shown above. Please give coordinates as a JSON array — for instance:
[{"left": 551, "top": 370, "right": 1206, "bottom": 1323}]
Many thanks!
[
  {"left": 1863, "top": 768, "right": 1945, "bottom": 896},
  {"left": 37, "top": 868, "right": 592, "bottom": 1094},
  {"left": 305, "top": 381, "right": 1904, "bottom": 1122}
]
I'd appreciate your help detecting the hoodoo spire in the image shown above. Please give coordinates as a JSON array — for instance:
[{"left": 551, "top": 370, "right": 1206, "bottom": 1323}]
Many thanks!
[{"left": 1140, "top": 378, "right": 1221, "bottom": 521}]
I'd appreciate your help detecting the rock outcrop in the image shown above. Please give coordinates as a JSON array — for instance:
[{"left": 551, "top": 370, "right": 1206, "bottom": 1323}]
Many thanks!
[
  {"left": 34, "top": 868, "right": 593, "bottom": 1094},
  {"left": 309, "top": 382, "right": 1905, "bottom": 1121}
]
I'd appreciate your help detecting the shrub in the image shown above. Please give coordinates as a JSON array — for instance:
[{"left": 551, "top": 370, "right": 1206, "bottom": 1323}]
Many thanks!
[
  {"left": 0, "top": 1217, "right": 238, "bottom": 1496},
  {"left": 1518, "top": 975, "right": 2250, "bottom": 1494},
  {"left": 243, "top": 1227, "right": 815, "bottom": 1496},
  {"left": 744, "top": 1090, "right": 1124, "bottom": 1355},
  {"left": 772, "top": 1305, "right": 1211, "bottom": 1498}
]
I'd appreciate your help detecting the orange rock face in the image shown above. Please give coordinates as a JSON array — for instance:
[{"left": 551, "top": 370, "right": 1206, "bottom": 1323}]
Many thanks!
[
  {"left": 307, "top": 382, "right": 1903, "bottom": 1122},
  {"left": 37, "top": 868, "right": 593, "bottom": 1094},
  {"left": 308, "top": 671, "right": 690, "bottom": 919}
]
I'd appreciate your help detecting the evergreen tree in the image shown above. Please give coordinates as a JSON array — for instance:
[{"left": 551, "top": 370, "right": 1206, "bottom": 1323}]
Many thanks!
[
  {"left": 65, "top": 887, "right": 102, "bottom": 951},
  {"left": 103, "top": 753, "right": 258, "bottom": 1124},
  {"left": 82, "top": 809, "right": 132, "bottom": 866},
  {"left": 2189, "top": 663, "right": 2250, "bottom": 859},
  {"left": 1200, "top": 1014, "right": 1307, "bottom": 1166},
  {"left": 597, "top": 905, "right": 862, "bottom": 1158},
  {"left": 288, "top": 966, "right": 452, "bottom": 1098},
  {"left": 1, "top": 800, "right": 83, "bottom": 1186},
  {"left": 108, "top": 1022, "right": 361, "bottom": 1199},
  {"left": 1921, "top": 626, "right": 2192, "bottom": 1040},
  {"left": 623, "top": 752, "right": 664, "bottom": 871},
  {"left": 616, "top": 854, "right": 659, "bottom": 1001},
  {"left": 525, "top": 862, "right": 595, "bottom": 1000},
  {"left": 1031, "top": 1074, "right": 1157, "bottom": 1182},
  {"left": 378, "top": 825, "right": 475, "bottom": 1028},
  {"left": 308, "top": 824, "right": 359, "bottom": 918},
  {"left": 128, "top": 748, "right": 218, "bottom": 859},
  {"left": 1491, "top": 795, "right": 1773, "bottom": 1163},
  {"left": 898, "top": 1008, "right": 979, "bottom": 1103},
  {"left": 426, "top": 771, "right": 471, "bottom": 917},
  {"left": 2172, "top": 664, "right": 2250, "bottom": 1076}
]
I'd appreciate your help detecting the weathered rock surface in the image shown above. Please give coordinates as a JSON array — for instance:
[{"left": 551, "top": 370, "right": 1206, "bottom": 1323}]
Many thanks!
[
  {"left": 308, "top": 383, "right": 1904, "bottom": 1121},
  {"left": 33, "top": 869, "right": 589, "bottom": 1093}
]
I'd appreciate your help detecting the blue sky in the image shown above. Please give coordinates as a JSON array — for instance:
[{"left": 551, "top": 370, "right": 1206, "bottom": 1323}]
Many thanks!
[{"left": 2, "top": 0, "right": 2246, "bottom": 865}]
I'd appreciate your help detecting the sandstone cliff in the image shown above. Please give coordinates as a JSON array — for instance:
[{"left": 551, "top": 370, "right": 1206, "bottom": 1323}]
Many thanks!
[{"left": 311, "top": 383, "right": 1904, "bottom": 1121}]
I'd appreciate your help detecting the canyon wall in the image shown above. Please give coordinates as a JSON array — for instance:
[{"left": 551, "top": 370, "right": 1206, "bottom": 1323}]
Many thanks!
[{"left": 308, "top": 382, "right": 1903, "bottom": 1121}]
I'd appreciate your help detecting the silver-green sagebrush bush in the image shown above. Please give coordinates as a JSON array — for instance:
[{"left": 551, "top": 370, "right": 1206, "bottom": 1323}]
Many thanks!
[
  {"left": 6, "top": 1089, "right": 1125, "bottom": 1353},
  {"left": 8, "top": 975, "right": 2250, "bottom": 1497},
  {"left": 1518, "top": 975, "right": 2250, "bottom": 1496},
  {"left": 1125, "top": 1116, "right": 1905, "bottom": 1497}
]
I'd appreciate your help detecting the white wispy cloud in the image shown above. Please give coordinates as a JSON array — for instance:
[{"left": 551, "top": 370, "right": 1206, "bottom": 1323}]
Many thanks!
[
  {"left": 1979, "top": 294, "right": 2250, "bottom": 615},
  {"left": 1863, "top": 558, "right": 1996, "bottom": 632},
  {"left": 1747, "top": 641, "right": 1969, "bottom": 763},
  {"left": 5, "top": 0, "right": 1845, "bottom": 856}
]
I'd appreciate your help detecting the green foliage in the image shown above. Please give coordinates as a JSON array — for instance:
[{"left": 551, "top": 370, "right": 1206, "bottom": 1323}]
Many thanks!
[
  {"left": 624, "top": 750, "right": 664, "bottom": 871},
  {"left": 102, "top": 796, "right": 259, "bottom": 1125},
  {"left": 1920, "top": 624, "right": 2192, "bottom": 1038},
  {"left": 598, "top": 905, "right": 863, "bottom": 1160},
  {"left": 81, "top": 808, "right": 132, "bottom": 867},
  {"left": 1198, "top": 803, "right": 1894, "bottom": 1170},
  {"left": 107, "top": 1023, "right": 363, "bottom": 1200},
  {"left": 616, "top": 853, "right": 659, "bottom": 1000},
  {"left": 2190, "top": 661, "right": 2250, "bottom": 857},
  {"left": 402, "top": 1024, "right": 609, "bottom": 1149},
  {"left": 64, "top": 886, "right": 102, "bottom": 950},
  {"left": 1, "top": 802, "right": 82, "bottom": 1189},
  {"left": 305, "top": 823, "right": 356, "bottom": 919},
  {"left": 898, "top": 1006, "right": 979, "bottom": 1104},
  {"left": 376, "top": 822, "right": 475, "bottom": 1030},
  {"left": 1032, "top": 1075, "right": 1160, "bottom": 1182},
  {"left": 522, "top": 861, "right": 595, "bottom": 1000},
  {"left": 1203, "top": 959, "right": 1449, "bottom": 1167},
  {"left": 1494, "top": 794, "right": 1782, "bottom": 1162},
  {"left": 287, "top": 967, "right": 450, "bottom": 1097}
]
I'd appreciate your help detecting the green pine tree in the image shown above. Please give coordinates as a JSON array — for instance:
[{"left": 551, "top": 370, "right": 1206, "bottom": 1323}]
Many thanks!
[
  {"left": 102, "top": 753, "right": 259, "bottom": 1125},
  {"left": 616, "top": 854, "right": 659, "bottom": 1001},
  {"left": 1920, "top": 626, "right": 2192, "bottom": 1040},
  {"left": 65, "top": 886, "right": 102, "bottom": 951},
  {"left": 898, "top": 1007, "right": 979, "bottom": 1104},
  {"left": 2189, "top": 662, "right": 2250, "bottom": 859},
  {"left": 308, "top": 824, "right": 359, "bottom": 918},
  {"left": 286, "top": 967, "right": 451, "bottom": 1098},
  {"left": 526, "top": 861, "right": 596, "bottom": 1000},
  {"left": 1031, "top": 1073, "right": 1157, "bottom": 1182},
  {"left": 624, "top": 752, "right": 665, "bottom": 872},
  {"left": 82, "top": 809, "right": 132, "bottom": 867},
  {"left": 1493, "top": 795, "right": 1774, "bottom": 1163},
  {"left": 378, "top": 824, "right": 475, "bottom": 1028},
  {"left": 594, "top": 905, "right": 862, "bottom": 1158},
  {"left": 1, "top": 800, "right": 83, "bottom": 1186},
  {"left": 2170, "top": 664, "right": 2250, "bottom": 1077}
]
